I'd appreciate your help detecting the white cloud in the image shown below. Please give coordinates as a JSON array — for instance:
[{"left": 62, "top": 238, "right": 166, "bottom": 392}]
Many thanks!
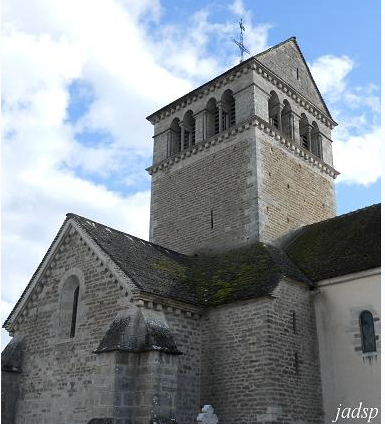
[
  {"left": 310, "top": 54, "right": 381, "bottom": 186},
  {"left": 333, "top": 126, "right": 381, "bottom": 186},
  {"left": 310, "top": 54, "right": 354, "bottom": 98},
  {"left": 229, "top": 0, "right": 246, "bottom": 16}
]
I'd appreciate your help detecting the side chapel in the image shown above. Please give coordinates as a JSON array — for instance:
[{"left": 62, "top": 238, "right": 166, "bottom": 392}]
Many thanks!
[{"left": 2, "top": 37, "right": 381, "bottom": 424}]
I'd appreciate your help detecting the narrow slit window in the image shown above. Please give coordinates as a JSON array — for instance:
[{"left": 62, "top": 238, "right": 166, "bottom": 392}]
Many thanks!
[
  {"left": 210, "top": 209, "right": 214, "bottom": 229},
  {"left": 360, "top": 310, "right": 377, "bottom": 353},
  {"left": 70, "top": 286, "right": 80, "bottom": 338},
  {"left": 292, "top": 311, "right": 297, "bottom": 334}
]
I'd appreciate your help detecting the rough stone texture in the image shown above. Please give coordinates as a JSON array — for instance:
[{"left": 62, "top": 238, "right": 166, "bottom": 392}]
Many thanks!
[
  {"left": 256, "top": 129, "right": 336, "bottom": 242},
  {"left": 150, "top": 132, "right": 258, "bottom": 255},
  {"left": 200, "top": 280, "right": 323, "bottom": 424},
  {"left": 2, "top": 371, "right": 21, "bottom": 424},
  {"left": 166, "top": 311, "right": 201, "bottom": 423},
  {"left": 9, "top": 232, "right": 128, "bottom": 424},
  {"left": 256, "top": 38, "right": 330, "bottom": 116}
]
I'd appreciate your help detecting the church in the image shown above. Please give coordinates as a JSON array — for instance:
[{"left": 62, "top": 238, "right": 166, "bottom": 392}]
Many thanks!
[{"left": 2, "top": 37, "right": 381, "bottom": 424}]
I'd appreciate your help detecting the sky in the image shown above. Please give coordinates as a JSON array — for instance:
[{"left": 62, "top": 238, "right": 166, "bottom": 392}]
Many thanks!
[{"left": 1, "top": 0, "right": 381, "bottom": 348}]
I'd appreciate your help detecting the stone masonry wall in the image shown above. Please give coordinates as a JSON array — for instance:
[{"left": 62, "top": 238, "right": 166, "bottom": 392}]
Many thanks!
[
  {"left": 11, "top": 231, "right": 131, "bottom": 424},
  {"left": 166, "top": 310, "right": 202, "bottom": 422},
  {"left": 266, "top": 280, "right": 324, "bottom": 423},
  {"left": 256, "top": 127, "right": 336, "bottom": 243},
  {"left": 200, "top": 280, "right": 323, "bottom": 424},
  {"left": 150, "top": 132, "right": 259, "bottom": 255},
  {"left": 200, "top": 297, "right": 273, "bottom": 423},
  {"left": 2, "top": 371, "right": 20, "bottom": 424}
]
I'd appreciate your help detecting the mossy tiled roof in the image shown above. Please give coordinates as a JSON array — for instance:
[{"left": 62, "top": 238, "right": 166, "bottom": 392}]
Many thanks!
[
  {"left": 70, "top": 214, "right": 310, "bottom": 306},
  {"left": 283, "top": 203, "right": 381, "bottom": 282}
]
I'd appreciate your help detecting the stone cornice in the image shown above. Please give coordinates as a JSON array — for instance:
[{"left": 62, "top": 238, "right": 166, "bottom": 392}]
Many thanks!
[
  {"left": 134, "top": 293, "right": 202, "bottom": 319},
  {"left": 146, "top": 58, "right": 337, "bottom": 129},
  {"left": 146, "top": 116, "right": 340, "bottom": 179}
]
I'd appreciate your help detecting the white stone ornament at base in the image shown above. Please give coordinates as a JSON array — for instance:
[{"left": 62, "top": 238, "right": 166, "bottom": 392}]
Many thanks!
[{"left": 197, "top": 405, "right": 218, "bottom": 424}]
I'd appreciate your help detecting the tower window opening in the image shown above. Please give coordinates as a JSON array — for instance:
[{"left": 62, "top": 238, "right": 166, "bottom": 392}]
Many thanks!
[
  {"left": 296, "top": 68, "right": 299, "bottom": 80},
  {"left": 299, "top": 114, "right": 310, "bottom": 150},
  {"left": 281, "top": 100, "right": 293, "bottom": 139},
  {"left": 169, "top": 118, "right": 181, "bottom": 156},
  {"left": 183, "top": 130, "right": 190, "bottom": 150},
  {"left": 182, "top": 110, "right": 196, "bottom": 150},
  {"left": 210, "top": 209, "right": 214, "bottom": 229},
  {"left": 221, "top": 89, "right": 236, "bottom": 131},
  {"left": 206, "top": 98, "right": 218, "bottom": 138},
  {"left": 230, "top": 101, "right": 236, "bottom": 126},
  {"left": 301, "top": 133, "right": 309, "bottom": 150},
  {"left": 214, "top": 108, "right": 220, "bottom": 134},
  {"left": 268, "top": 91, "right": 281, "bottom": 131},
  {"left": 311, "top": 121, "right": 322, "bottom": 159}
]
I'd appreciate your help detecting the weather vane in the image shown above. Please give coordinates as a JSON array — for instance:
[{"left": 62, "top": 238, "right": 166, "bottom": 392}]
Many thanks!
[{"left": 232, "top": 19, "right": 250, "bottom": 63}]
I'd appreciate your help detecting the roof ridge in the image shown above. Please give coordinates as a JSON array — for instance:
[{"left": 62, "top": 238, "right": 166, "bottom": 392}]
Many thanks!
[
  {"left": 67, "top": 213, "right": 186, "bottom": 258},
  {"left": 253, "top": 36, "right": 296, "bottom": 60},
  {"left": 263, "top": 243, "right": 311, "bottom": 285}
]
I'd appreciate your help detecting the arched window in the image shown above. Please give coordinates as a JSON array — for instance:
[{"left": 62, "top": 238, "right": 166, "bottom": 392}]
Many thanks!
[
  {"left": 299, "top": 114, "right": 310, "bottom": 150},
  {"left": 281, "top": 100, "right": 293, "bottom": 139},
  {"left": 311, "top": 121, "right": 322, "bottom": 159},
  {"left": 206, "top": 98, "right": 218, "bottom": 138},
  {"left": 221, "top": 89, "right": 236, "bottom": 131},
  {"left": 268, "top": 91, "right": 281, "bottom": 130},
  {"left": 360, "top": 311, "right": 377, "bottom": 353},
  {"left": 59, "top": 275, "right": 81, "bottom": 339},
  {"left": 183, "top": 110, "right": 196, "bottom": 150},
  {"left": 169, "top": 118, "right": 181, "bottom": 155}
]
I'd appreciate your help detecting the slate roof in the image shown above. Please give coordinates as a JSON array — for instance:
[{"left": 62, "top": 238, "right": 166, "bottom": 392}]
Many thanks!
[
  {"left": 94, "top": 310, "right": 182, "bottom": 355},
  {"left": 69, "top": 213, "right": 310, "bottom": 306},
  {"left": 282, "top": 203, "right": 381, "bottom": 282},
  {"left": 3, "top": 204, "right": 381, "bottom": 332}
]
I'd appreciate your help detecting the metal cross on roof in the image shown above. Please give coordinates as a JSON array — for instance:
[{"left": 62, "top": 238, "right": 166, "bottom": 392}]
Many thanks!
[{"left": 232, "top": 18, "right": 250, "bottom": 63}]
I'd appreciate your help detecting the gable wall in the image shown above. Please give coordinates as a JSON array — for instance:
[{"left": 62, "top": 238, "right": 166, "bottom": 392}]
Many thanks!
[
  {"left": 257, "top": 40, "right": 327, "bottom": 114},
  {"left": 11, "top": 231, "right": 131, "bottom": 424}
]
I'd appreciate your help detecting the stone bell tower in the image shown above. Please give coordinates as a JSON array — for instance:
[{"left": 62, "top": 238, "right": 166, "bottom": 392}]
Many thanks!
[{"left": 146, "top": 37, "right": 339, "bottom": 255}]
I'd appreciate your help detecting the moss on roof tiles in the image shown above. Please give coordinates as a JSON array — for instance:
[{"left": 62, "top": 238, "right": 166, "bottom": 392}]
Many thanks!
[
  {"left": 283, "top": 204, "right": 381, "bottom": 282},
  {"left": 70, "top": 213, "right": 309, "bottom": 306}
]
